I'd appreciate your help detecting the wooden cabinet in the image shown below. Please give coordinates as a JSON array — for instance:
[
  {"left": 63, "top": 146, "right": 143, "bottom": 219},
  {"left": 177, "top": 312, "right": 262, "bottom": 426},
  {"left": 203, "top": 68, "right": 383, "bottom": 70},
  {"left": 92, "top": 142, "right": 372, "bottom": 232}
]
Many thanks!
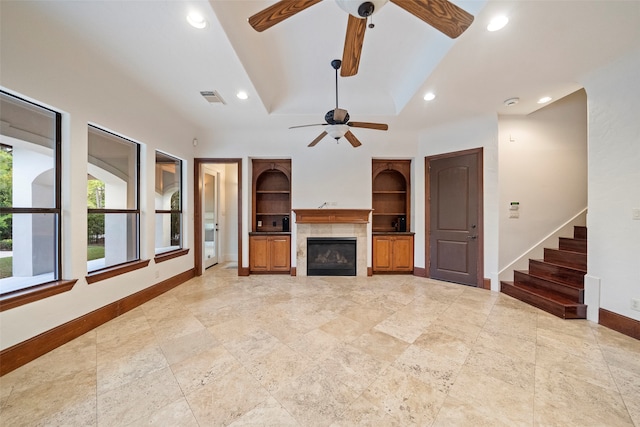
[
  {"left": 252, "top": 159, "right": 291, "bottom": 232},
  {"left": 372, "top": 234, "right": 414, "bottom": 273},
  {"left": 372, "top": 160, "right": 410, "bottom": 232},
  {"left": 249, "top": 234, "right": 291, "bottom": 273}
]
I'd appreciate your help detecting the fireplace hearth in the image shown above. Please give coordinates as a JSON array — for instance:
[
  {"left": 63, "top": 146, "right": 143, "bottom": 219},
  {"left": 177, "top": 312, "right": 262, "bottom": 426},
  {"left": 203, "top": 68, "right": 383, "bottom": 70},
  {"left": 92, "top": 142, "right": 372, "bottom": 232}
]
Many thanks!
[{"left": 307, "top": 237, "right": 356, "bottom": 276}]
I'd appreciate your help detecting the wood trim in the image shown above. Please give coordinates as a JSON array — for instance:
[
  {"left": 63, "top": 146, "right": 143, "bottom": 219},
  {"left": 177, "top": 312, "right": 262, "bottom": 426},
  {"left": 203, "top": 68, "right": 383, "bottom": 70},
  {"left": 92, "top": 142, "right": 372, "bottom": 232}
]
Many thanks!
[
  {"left": 86, "top": 259, "right": 150, "bottom": 284},
  {"left": 154, "top": 248, "right": 190, "bottom": 264},
  {"left": 194, "top": 159, "right": 243, "bottom": 277},
  {"left": 293, "top": 209, "right": 371, "bottom": 224},
  {"left": 599, "top": 308, "right": 640, "bottom": 341},
  {"left": 290, "top": 267, "right": 297, "bottom": 276},
  {"left": 0, "top": 279, "right": 78, "bottom": 312},
  {"left": 483, "top": 278, "right": 491, "bottom": 290},
  {"left": 413, "top": 267, "right": 427, "bottom": 278},
  {"left": 367, "top": 267, "right": 373, "bottom": 276},
  {"left": 0, "top": 268, "right": 195, "bottom": 376},
  {"left": 425, "top": 148, "right": 484, "bottom": 287}
]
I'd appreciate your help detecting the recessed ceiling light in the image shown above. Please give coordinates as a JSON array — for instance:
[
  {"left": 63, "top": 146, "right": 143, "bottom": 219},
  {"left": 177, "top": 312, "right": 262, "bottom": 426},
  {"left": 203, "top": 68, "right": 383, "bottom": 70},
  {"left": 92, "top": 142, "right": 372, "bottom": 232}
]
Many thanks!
[
  {"left": 537, "top": 96, "right": 552, "bottom": 104},
  {"left": 423, "top": 92, "right": 436, "bottom": 101},
  {"left": 187, "top": 11, "right": 207, "bottom": 29},
  {"left": 236, "top": 91, "right": 248, "bottom": 100},
  {"left": 487, "top": 15, "right": 508, "bottom": 32}
]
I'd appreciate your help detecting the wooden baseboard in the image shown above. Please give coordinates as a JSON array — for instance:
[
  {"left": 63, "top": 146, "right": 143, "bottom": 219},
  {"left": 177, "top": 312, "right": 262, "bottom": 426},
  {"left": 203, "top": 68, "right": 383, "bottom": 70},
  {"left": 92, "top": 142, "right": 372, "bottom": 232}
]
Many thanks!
[
  {"left": 413, "top": 267, "right": 427, "bottom": 278},
  {"left": 599, "top": 308, "right": 640, "bottom": 341},
  {"left": 290, "top": 267, "right": 297, "bottom": 276},
  {"left": 0, "top": 268, "right": 195, "bottom": 377},
  {"left": 367, "top": 267, "right": 373, "bottom": 276},
  {"left": 238, "top": 267, "right": 250, "bottom": 276},
  {"left": 483, "top": 278, "right": 491, "bottom": 290}
]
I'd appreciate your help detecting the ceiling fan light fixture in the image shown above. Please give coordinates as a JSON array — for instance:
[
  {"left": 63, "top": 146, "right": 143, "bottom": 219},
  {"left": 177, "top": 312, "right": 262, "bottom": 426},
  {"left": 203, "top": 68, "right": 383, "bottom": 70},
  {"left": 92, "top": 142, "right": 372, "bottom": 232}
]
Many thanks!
[
  {"left": 335, "top": 0, "right": 388, "bottom": 18},
  {"left": 326, "top": 124, "right": 349, "bottom": 139}
]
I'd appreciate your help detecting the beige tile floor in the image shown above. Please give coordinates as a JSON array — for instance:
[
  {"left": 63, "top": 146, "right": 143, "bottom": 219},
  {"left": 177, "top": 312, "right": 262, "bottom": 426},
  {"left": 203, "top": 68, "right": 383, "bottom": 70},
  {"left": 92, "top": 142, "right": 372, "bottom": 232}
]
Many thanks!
[{"left": 1, "top": 263, "right": 639, "bottom": 426}]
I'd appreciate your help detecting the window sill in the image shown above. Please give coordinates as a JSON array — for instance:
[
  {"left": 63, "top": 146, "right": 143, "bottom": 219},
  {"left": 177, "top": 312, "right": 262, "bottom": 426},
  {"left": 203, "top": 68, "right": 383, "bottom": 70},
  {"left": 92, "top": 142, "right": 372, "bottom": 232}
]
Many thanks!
[
  {"left": 86, "top": 259, "right": 150, "bottom": 284},
  {"left": 154, "top": 248, "right": 189, "bottom": 264},
  {"left": 0, "top": 279, "right": 78, "bottom": 312}
]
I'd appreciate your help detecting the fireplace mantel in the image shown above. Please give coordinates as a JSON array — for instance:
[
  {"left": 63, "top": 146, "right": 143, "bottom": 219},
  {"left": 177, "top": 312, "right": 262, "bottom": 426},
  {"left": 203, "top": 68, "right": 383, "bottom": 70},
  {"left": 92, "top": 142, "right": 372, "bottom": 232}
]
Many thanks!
[{"left": 293, "top": 209, "right": 371, "bottom": 224}]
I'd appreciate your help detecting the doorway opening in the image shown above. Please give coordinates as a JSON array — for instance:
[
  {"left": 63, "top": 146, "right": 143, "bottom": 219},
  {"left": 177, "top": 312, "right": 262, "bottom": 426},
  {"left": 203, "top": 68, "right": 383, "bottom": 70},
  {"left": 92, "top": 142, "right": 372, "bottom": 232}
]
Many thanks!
[{"left": 194, "top": 159, "right": 243, "bottom": 276}]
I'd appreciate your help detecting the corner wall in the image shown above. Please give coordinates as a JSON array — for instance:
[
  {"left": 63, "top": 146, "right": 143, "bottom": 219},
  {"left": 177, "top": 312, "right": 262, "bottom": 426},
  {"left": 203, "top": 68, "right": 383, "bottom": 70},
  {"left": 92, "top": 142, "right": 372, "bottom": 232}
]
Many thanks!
[{"left": 582, "top": 48, "right": 640, "bottom": 322}]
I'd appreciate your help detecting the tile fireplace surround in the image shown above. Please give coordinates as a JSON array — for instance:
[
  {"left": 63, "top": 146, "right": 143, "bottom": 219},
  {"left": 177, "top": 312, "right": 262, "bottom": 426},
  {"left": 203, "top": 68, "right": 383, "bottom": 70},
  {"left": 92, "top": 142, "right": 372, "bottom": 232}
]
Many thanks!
[{"left": 293, "top": 209, "right": 371, "bottom": 277}]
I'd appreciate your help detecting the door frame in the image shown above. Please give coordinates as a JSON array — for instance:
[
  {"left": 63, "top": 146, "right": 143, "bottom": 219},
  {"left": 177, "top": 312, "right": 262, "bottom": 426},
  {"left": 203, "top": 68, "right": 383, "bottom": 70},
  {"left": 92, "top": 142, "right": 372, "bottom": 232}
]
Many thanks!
[
  {"left": 194, "top": 158, "right": 246, "bottom": 276},
  {"left": 425, "top": 147, "right": 485, "bottom": 288},
  {"left": 202, "top": 168, "right": 220, "bottom": 268}
]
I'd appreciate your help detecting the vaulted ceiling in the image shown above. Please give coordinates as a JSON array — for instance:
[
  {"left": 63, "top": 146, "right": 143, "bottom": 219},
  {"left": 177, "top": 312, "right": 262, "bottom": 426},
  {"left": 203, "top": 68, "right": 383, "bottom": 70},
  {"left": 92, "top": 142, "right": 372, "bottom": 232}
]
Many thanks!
[{"left": 9, "top": 1, "right": 640, "bottom": 136}]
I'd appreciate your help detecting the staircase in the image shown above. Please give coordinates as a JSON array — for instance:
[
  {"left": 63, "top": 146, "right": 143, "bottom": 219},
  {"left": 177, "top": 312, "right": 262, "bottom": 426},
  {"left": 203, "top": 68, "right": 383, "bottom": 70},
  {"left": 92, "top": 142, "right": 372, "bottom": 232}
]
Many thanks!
[{"left": 501, "top": 226, "right": 587, "bottom": 319}]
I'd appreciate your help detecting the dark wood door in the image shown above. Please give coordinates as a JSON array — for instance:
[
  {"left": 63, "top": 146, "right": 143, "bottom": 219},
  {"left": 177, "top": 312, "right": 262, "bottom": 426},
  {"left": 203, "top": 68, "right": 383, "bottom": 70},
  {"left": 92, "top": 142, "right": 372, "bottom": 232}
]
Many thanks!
[{"left": 427, "top": 149, "right": 483, "bottom": 286}]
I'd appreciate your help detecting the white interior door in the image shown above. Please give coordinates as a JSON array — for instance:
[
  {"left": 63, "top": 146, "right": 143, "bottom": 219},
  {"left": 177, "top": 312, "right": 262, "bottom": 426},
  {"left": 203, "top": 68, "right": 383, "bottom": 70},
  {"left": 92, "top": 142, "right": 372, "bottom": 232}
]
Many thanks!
[{"left": 203, "top": 170, "right": 220, "bottom": 268}]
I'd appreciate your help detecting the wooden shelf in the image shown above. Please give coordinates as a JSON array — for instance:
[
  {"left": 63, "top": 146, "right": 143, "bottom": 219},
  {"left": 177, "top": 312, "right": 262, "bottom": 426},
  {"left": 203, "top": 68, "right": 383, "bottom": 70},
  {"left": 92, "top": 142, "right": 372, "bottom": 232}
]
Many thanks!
[
  {"left": 372, "top": 160, "right": 411, "bottom": 233},
  {"left": 252, "top": 159, "right": 291, "bottom": 233}
]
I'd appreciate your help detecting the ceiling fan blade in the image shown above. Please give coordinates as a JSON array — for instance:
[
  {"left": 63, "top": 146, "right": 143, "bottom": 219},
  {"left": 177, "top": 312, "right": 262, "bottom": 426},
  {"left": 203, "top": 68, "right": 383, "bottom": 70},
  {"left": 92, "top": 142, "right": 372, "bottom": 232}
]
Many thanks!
[
  {"left": 248, "top": 0, "right": 323, "bottom": 32},
  {"left": 343, "top": 131, "right": 362, "bottom": 148},
  {"left": 348, "top": 122, "right": 389, "bottom": 131},
  {"left": 308, "top": 131, "right": 327, "bottom": 147},
  {"left": 341, "top": 14, "right": 367, "bottom": 77},
  {"left": 390, "top": 0, "right": 474, "bottom": 38},
  {"left": 289, "top": 123, "right": 326, "bottom": 129}
]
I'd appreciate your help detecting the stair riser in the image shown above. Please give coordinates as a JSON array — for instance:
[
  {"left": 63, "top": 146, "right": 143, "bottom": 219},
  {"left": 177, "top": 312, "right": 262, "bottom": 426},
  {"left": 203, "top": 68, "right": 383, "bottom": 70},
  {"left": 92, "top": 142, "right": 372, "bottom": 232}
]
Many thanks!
[
  {"left": 558, "top": 237, "right": 587, "bottom": 254},
  {"left": 574, "top": 226, "right": 587, "bottom": 240},
  {"left": 544, "top": 248, "right": 587, "bottom": 270},
  {"left": 501, "top": 282, "right": 587, "bottom": 319},
  {"left": 529, "top": 259, "right": 585, "bottom": 287},
  {"left": 514, "top": 271, "right": 584, "bottom": 303}
]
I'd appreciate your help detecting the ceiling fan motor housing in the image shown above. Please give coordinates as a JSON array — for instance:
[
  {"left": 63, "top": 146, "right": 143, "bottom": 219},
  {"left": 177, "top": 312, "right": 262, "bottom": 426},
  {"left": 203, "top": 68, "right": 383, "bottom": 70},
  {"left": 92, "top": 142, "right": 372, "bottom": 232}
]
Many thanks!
[
  {"left": 335, "top": 0, "right": 388, "bottom": 18},
  {"left": 325, "top": 109, "right": 350, "bottom": 124}
]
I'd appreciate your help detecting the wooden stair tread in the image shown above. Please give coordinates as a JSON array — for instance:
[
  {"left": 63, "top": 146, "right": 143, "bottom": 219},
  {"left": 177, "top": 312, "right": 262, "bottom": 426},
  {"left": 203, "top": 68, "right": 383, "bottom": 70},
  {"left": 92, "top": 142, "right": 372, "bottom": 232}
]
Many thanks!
[
  {"left": 532, "top": 258, "right": 586, "bottom": 274},
  {"left": 501, "top": 281, "right": 587, "bottom": 319},
  {"left": 515, "top": 270, "right": 584, "bottom": 290}
]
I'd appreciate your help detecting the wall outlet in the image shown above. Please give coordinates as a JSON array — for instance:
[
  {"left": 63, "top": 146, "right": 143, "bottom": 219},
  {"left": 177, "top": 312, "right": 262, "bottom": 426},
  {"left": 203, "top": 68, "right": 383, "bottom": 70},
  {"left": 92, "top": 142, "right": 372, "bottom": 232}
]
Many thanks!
[
  {"left": 632, "top": 208, "right": 640, "bottom": 220},
  {"left": 631, "top": 298, "right": 640, "bottom": 311}
]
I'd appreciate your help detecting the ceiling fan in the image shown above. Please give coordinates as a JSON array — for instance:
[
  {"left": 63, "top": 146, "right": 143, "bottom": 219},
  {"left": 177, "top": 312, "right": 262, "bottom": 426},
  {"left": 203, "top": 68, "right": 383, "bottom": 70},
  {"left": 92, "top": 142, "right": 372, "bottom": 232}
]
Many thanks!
[
  {"left": 289, "top": 59, "right": 388, "bottom": 148},
  {"left": 248, "top": 0, "right": 474, "bottom": 77}
]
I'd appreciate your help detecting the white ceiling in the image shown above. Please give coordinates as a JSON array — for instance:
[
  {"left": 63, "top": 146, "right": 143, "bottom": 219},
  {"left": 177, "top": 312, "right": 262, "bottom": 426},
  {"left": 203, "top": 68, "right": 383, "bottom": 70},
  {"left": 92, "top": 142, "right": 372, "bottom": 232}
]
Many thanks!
[{"left": 16, "top": 0, "right": 640, "bottom": 135}]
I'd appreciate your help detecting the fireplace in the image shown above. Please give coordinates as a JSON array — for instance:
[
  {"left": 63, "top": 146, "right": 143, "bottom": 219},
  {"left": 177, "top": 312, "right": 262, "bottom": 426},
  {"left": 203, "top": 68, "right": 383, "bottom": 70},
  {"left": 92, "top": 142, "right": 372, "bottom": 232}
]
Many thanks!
[{"left": 307, "top": 237, "right": 356, "bottom": 276}]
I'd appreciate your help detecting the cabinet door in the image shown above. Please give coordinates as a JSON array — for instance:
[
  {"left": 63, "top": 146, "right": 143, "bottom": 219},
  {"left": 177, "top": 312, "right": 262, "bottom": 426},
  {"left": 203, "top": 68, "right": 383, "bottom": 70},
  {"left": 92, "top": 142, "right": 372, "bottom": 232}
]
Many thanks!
[
  {"left": 269, "top": 236, "right": 291, "bottom": 272},
  {"left": 249, "top": 236, "right": 269, "bottom": 271},
  {"left": 392, "top": 236, "right": 414, "bottom": 271},
  {"left": 373, "top": 236, "right": 393, "bottom": 271}
]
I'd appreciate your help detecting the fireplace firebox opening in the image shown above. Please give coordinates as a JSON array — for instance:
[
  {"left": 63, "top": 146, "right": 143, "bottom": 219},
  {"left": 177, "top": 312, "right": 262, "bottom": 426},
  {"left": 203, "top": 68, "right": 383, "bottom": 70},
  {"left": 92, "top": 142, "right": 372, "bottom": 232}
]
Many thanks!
[{"left": 307, "top": 237, "right": 356, "bottom": 276}]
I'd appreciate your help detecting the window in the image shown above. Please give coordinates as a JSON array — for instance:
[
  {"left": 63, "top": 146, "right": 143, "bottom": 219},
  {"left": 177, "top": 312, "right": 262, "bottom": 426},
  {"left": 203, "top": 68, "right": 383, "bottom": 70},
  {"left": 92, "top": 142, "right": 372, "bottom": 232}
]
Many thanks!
[
  {"left": 0, "top": 91, "right": 62, "bottom": 295},
  {"left": 87, "top": 126, "right": 140, "bottom": 273},
  {"left": 155, "top": 151, "right": 183, "bottom": 255}
]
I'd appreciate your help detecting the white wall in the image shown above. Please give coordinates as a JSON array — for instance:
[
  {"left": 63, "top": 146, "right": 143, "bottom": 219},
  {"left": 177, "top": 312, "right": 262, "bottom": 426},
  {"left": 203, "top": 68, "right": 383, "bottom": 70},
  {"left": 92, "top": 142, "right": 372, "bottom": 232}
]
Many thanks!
[
  {"left": 418, "top": 115, "right": 500, "bottom": 289},
  {"left": 582, "top": 48, "right": 640, "bottom": 322},
  {"left": 498, "top": 90, "right": 588, "bottom": 280},
  {"left": 0, "top": 5, "right": 198, "bottom": 350}
]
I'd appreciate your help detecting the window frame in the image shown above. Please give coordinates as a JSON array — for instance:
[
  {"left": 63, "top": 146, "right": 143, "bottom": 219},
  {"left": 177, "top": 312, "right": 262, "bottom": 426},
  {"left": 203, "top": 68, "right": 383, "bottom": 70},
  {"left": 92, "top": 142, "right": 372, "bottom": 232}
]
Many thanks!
[
  {"left": 154, "top": 150, "right": 188, "bottom": 263},
  {"left": 86, "top": 125, "right": 143, "bottom": 281},
  {"left": 0, "top": 90, "right": 76, "bottom": 311}
]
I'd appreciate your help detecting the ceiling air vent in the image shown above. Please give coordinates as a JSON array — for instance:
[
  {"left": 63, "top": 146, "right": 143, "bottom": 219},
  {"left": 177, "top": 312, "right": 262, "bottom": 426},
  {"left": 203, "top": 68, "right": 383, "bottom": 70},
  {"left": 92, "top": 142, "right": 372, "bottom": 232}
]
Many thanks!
[{"left": 200, "top": 90, "right": 226, "bottom": 105}]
